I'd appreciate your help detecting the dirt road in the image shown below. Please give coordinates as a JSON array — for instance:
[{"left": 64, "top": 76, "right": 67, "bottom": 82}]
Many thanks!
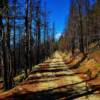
[{"left": 0, "top": 52, "right": 99, "bottom": 100}]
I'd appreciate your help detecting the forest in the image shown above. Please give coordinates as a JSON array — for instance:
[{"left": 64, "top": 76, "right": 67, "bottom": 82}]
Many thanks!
[{"left": 0, "top": 0, "right": 100, "bottom": 100}]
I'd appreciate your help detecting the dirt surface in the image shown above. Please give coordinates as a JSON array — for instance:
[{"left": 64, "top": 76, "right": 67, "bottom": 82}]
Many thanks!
[
  {"left": 0, "top": 51, "right": 100, "bottom": 100},
  {"left": 71, "top": 50, "right": 100, "bottom": 87}
]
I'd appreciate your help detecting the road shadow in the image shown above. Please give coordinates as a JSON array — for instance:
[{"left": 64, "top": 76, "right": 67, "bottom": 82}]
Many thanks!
[
  {"left": 7, "top": 84, "right": 76, "bottom": 100},
  {"left": 6, "top": 84, "right": 100, "bottom": 100}
]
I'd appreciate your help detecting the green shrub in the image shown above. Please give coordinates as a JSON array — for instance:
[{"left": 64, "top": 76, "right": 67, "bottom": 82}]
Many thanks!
[{"left": 95, "top": 63, "right": 100, "bottom": 67}]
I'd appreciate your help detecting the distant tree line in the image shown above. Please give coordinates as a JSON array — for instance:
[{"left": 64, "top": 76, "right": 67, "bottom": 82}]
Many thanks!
[
  {"left": 59, "top": 0, "right": 100, "bottom": 55},
  {"left": 0, "top": 0, "right": 57, "bottom": 90}
]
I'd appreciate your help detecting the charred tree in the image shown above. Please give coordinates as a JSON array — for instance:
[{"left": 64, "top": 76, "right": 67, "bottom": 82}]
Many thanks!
[
  {"left": 0, "top": 0, "right": 9, "bottom": 90},
  {"left": 24, "top": 0, "right": 29, "bottom": 77},
  {"left": 35, "top": 0, "right": 41, "bottom": 64},
  {"left": 12, "top": 0, "right": 17, "bottom": 77},
  {"left": 2, "top": 0, "right": 13, "bottom": 90},
  {"left": 77, "top": 0, "right": 84, "bottom": 54}
]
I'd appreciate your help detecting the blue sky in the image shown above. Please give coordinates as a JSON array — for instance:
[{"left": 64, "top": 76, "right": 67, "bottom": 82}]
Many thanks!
[
  {"left": 8, "top": 0, "right": 70, "bottom": 40},
  {"left": 46, "top": 0, "right": 95, "bottom": 39},
  {"left": 9, "top": 0, "right": 95, "bottom": 40},
  {"left": 46, "top": 0, "right": 70, "bottom": 39}
]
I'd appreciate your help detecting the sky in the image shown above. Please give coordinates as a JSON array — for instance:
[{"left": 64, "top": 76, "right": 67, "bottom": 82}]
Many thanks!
[
  {"left": 9, "top": 0, "right": 96, "bottom": 40},
  {"left": 8, "top": 0, "right": 70, "bottom": 40},
  {"left": 46, "top": 0, "right": 95, "bottom": 40},
  {"left": 46, "top": 0, "right": 71, "bottom": 39}
]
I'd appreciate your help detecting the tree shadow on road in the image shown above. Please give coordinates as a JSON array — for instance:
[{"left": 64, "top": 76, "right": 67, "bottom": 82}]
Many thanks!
[
  {"left": 69, "top": 54, "right": 87, "bottom": 69},
  {"left": 7, "top": 84, "right": 100, "bottom": 100}
]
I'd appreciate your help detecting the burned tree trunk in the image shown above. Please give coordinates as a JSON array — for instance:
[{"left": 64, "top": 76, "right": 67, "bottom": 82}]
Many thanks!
[
  {"left": 35, "top": 0, "right": 41, "bottom": 64},
  {"left": 24, "top": 0, "right": 29, "bottom": 78},
  {"left": 77, "top": 0, "right": 84, "bottom": 54},
  {"left": 12, "top": 0, "right": 17, "bottom": 76}
]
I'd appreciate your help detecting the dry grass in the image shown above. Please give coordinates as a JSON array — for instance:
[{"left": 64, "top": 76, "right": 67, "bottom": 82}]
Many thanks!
[{"left": 73, "top": 49, "right": 100, "bottom": 87}]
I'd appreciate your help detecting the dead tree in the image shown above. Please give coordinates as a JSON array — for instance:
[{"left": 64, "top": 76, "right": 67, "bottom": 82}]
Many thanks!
[
  {"left": 12, "top": 0, "right": 17, "bottom": 76},
  {"left": 24, "top": 0, "right": 29, "bottom": 77},
  {"left": 0, "top": 0, "right": 9, "bottom": 90},
  {"left": 43, "top": 0, "right": 48, "bottom": 59},
  {"left": 85, "top": 0, "right": 90, "bottom": 52},
  {"left": 77, "top": 0, "right": 84, "bottom": 54},
  {"left": 6, "top": 0, "right": 13, "bottom": 89},
  {"left": 67, "top": 0, "right": 77, "bottom": 55},
  {"left": 1, "top": 0, "right": 13, "bottom": 90},
  {"left": 51, "top": 22, "right": 56, "bottom": 54},
  {"left": 35, "top": 0, "right": 41, "bottom": 64},
  {"left": 28, "top": 0, "right": 33, "bottom": 71}
]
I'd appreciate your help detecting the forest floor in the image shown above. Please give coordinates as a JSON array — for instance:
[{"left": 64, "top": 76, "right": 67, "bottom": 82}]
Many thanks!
[{"left": 0, "top": 49, "right": 100, "bottom": 100}]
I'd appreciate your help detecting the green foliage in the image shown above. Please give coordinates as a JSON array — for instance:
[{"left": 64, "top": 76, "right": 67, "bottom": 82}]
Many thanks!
[{"left": 95, "top": 63, "right": 100, "bottom": 67}]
